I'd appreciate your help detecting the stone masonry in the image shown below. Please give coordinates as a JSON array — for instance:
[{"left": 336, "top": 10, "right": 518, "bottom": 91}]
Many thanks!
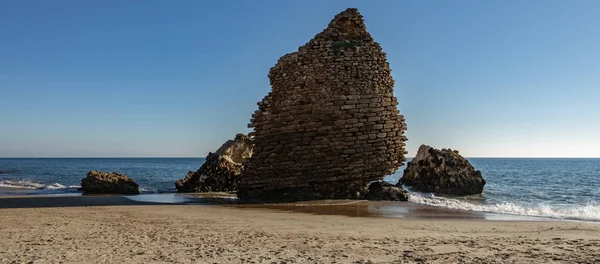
[{"left": 238, "top": 8, "right": 407, "bottom": 200}]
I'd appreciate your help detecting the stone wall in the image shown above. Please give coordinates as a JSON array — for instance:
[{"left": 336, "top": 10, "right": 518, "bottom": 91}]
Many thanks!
[{"left": 238, "top": 8, "right": 407, "bottom": 200}]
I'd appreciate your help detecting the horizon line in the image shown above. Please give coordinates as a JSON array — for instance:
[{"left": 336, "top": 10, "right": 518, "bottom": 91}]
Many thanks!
[{"left": 1, "top": 156, "right": 600, "bottom": 159}]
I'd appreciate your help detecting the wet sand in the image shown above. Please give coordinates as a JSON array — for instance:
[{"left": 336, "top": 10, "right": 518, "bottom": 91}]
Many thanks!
[
  {"left": 233, "top": 199, "right": 536, "bottom": 220},
  {"left": 0, "top": 194, "right": 599, "bottom": 263},
  {"left": 0, "top": 193, "right": 536, "bottom": 220}
]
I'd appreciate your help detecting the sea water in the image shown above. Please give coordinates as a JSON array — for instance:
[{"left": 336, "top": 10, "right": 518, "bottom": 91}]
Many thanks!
[
  {"left": 386, "top": 158, "right": 600, "bottom": 222},
  {"left": 0, "top": 158, "right": 202, "bottom": 194},
  {"left": 1, "top": 158, "right": 599, "bottom": 222}
]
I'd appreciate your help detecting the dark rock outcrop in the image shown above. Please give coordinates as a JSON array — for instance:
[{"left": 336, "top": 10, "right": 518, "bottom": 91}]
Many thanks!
[
  {"left": 398, "top": 145, "right": 485, "bottom": 195},
  {"left": 175, "top": 134, "right": 253, "bottom": 192},
  {"left": 81, "top": 171, "right": 139, "bottom": 194},
  {"left": 365, "top": 181, "right": 409, "bottom": 201},
  {"left": 238, "top": 8, "right": 408, "bottom": 200}
]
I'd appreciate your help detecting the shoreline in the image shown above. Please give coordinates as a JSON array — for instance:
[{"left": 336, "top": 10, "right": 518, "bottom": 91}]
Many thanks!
[
  {"left": 0, "top": 192, "right": 587, "bottom": 223},
  {"left": 1, "top": 202, "right": 599, "bottom": 263}
]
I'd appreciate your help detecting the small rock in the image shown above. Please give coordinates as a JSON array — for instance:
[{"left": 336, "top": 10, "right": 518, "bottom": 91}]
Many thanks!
[
  {"left": 365, "top": 181, "right": 408, "bottom": 201},
  {"left": 398, "top": 145, "right": 485, "bottom": 195},
  {"left": 81, "top": 171, "right": 139, "bottom": 194}
]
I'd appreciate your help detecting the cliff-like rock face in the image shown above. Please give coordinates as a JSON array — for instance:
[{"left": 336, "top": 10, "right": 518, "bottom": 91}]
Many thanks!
[
  {"left": 81, "top": 171, "right": 139, "bottom": 194},
  {"left": 398, "top": 145, "right": 485, "bottom": 195},
  {"left": 175, "top": 134, "right": 253, "bottom": 192},
  {"left": 238, "top": 8, "right": 408, "bottom": 200}
]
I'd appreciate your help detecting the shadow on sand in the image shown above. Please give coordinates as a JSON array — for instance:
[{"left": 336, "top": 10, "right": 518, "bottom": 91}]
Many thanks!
[{"left": 0, "top": 193, "right": 235, "bottom": 209}]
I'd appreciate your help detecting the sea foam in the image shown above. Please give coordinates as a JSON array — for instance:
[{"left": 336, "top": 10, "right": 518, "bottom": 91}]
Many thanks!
[
  {"left": 409, "top": 192, "right": 600, "bottom": 222},
  {"left": 0, "top": 180, "right": 79, "bottom": 190}
]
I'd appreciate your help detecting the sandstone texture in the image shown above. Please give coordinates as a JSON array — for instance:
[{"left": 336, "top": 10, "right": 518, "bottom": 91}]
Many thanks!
[
  {"left": 239, "top": 8, "right": 407, "bottom": 200},
  {"left": 81, "top": 170, "right": 139, "bottom": 194},
  {"left": 176, "top": 134, "right": 253, "bottom": 192},
  {"left": 365, "top": 181, "right": 409, "bottom": 201},
  {"left": 398, "top": 145, "right": 486, "bottom": 195}
]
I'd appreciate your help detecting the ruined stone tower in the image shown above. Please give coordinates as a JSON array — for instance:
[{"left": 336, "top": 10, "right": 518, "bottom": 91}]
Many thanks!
[{"left": 238, "top": 8, "right": 407, "bottom": 200}]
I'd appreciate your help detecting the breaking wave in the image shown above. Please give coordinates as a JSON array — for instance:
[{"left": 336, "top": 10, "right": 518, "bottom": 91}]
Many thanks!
[
  {"left": 139, "top": 187, "right": 156, "bottom": 194},
  {"left": 409, "top": 192, "right": 600, "bottom": 222},
  {"left": 0, "top": 180, "right": 162, "bottom": 194},
  {"left": 0, "top": 180, "right": 79, "bottom": 190}
]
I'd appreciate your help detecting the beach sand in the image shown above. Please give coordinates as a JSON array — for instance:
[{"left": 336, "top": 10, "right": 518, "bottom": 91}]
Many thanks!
[{"left": 0, "top": 197, "right": 599, "bottom": 264}]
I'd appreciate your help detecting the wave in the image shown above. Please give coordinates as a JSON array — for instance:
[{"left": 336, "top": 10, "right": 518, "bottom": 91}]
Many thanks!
[
  {"left": 409, "top": 192, "right": 600, "bottom": 222},
  {"left": 139, "top": 187, "right": 156, "bottom": 194},
  {"left": 1, "top": 180, "right": 163, "bottom": 194},
  {"left": 43, "top": 183, "right": 80, "bottom": 190},
  {"left": 0, "top": 180, "right": 46, "bottom": 189},
  {"left": 0, "top": 180, "right": 79, "bottom": 190}
]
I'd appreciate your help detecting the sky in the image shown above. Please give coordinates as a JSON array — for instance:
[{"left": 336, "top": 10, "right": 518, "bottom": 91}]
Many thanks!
[{"left": 1, "top": 0, "right": 599, "bottom": 158}]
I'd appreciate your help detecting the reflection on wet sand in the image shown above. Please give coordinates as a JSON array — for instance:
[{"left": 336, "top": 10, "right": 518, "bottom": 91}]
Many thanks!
[
  {"left": 183, "top": 193, "right": 544, "bottom": 221},
  {"left": 232, "top": 199, "right": 489, "bottom": 220},
  {"left": 0, "top": 192, "right": 544, "bottom": 221}
]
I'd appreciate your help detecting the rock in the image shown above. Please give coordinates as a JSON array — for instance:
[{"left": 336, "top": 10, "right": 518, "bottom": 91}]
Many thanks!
[
  {"left": 175, "top": 134, "right": 253, "bottom": 192},
  {"left": 398, "top": 145, "right": 485, "bottom": 195},
  {"left": 81, "top": 171, "right": 139, "bottom": 194},
  {"left": 365, "top": 181, "right": 408, "bottom": 201},
  {"left": 238, "top": 8, "right": 408, "bottom": 200}
]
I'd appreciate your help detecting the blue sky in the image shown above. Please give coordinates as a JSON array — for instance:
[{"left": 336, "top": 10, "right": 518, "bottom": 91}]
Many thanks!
[{"left": 1, "top": 0, "right": 599, "bottom": 157}]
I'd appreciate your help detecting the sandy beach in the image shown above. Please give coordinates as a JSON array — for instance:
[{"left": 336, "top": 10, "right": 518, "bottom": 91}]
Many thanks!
[{"left": 0, "top": 196, "right": 599, "bottom": 264}]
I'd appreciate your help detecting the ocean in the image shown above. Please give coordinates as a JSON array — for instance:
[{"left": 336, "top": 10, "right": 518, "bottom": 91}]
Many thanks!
[{"left": 0, "top": 158, "right": 599, "bottom": 222}]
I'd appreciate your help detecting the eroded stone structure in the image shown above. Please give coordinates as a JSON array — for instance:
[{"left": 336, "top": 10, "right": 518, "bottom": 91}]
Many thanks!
[
  {"left": 238, "top": 8, "right": 407, "bottom": 200},
  {"left": 176, "top": 134, "right": 252, "bottom": 193}
]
